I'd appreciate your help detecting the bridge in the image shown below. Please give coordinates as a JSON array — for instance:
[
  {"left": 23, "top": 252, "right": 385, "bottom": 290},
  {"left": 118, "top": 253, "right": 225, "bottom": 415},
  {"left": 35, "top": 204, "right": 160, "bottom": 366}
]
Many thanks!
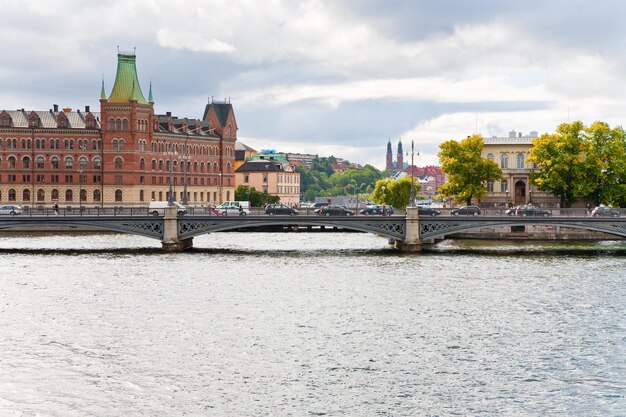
[{"left": 0, "top": 207, "right": 625, "bottom": 251}]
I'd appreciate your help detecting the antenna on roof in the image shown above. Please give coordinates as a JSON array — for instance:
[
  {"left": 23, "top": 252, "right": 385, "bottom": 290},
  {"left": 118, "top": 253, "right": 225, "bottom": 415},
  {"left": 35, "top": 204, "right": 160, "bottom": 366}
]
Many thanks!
[
  {"left": 134, "top": 46, "right": 136, "bottom": 55},
  {"left": 117, "top": 45, "right": 119, "bottom": 53}
]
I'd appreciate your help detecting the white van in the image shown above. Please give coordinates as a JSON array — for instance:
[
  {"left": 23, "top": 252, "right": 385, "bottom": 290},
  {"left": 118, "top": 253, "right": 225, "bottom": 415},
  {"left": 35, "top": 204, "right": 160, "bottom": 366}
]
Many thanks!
[
  {"left": 148, "top": 201, "right": 187, "bottom": 216},
  {"left": 216, "top": 201, "right": 250, "bottom": 216}
]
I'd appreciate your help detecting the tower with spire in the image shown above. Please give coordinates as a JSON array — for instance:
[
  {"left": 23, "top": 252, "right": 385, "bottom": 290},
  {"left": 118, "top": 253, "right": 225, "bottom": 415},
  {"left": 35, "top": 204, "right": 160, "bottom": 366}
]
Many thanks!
[
  {"left": 397, "top": 139, "right": 403, "bottom": 170},
  {"left": 386, "top": 139, "right": 393, "bottom": 170}
]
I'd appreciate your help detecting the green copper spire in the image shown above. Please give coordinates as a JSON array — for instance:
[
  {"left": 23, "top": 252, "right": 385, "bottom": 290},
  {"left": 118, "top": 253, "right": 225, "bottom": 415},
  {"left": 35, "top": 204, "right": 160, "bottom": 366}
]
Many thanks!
[
  {"left": 108, "top": 53, "right": 148, "bottom": 104},
  {"left": 100, "top": 77, "right": 106, "bottom": 100},
  {"left": 148, "top": 80, "right": 154, "bottom": 103}
]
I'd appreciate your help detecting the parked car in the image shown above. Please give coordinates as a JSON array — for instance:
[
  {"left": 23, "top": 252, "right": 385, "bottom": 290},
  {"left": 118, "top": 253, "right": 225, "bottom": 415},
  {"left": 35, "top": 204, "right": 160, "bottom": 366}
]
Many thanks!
[
  {"left": 0, "top": 204, "right": 22, "bottom": 215},
  {"left": 359, "top": 205, "right": 393, "bottom": 215},
  {"left": 148, "top": 201, "right": 186, "bottom": 216},
  {"left": 451, "top": 205, "right": 481, "bottom": 216},
  {"left": 265, "top": 203, "right": 299, "bottom": 216},
  {"left": 591, "top": 205, "right": 620, "bottom": 217},
  {"left": 417, "top": 205, "right": 441, "bottom": 216},
  {"left": 317, "top": 205, "right": 354, "bottom": 216},
  {"left": 506, "top": 204, "right": 552, "bottom": 217}
]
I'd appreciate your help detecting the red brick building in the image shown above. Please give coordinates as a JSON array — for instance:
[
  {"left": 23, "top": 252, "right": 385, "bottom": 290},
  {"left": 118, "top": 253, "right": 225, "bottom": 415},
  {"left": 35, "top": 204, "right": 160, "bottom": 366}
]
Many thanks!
[{"left": 0, "top": 52, "right": 237, "bottom": 208}]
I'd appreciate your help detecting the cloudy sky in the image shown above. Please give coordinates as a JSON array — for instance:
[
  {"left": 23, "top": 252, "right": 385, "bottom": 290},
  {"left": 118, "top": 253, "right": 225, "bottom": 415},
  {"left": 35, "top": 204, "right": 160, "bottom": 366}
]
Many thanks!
[{"left": 2, "top": 0, "right": 626, "bottom": 169}]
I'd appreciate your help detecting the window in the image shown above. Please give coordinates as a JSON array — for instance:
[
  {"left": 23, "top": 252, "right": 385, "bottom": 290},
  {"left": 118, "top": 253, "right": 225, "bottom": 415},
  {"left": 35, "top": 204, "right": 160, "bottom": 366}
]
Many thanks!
[
  {"left": 65, "top": 189, "right": 73, "bottom": 201},
  {"left": 50, "top": 175, "right": 59, "bottom": 183},
  {"left": 500, "top": 180, "right": 508, "bottom": 193},
  {"left": 51, "top": 157, "right": 59, "bottom": 169},
  {"left": 487, "top": 153, "right": 494, "bottom": 161},
  {"left": 93, "top": 157, "right": 101, "bottom": 169},
  {"left": 139, "top": 190, "right": 144, "bottom": 202},
  {"left": 93, "top": 175, "right": 101, "bottom": 183},
  {"left": 8, "top": 156, "right": 16, "bottom": 168},
  {"left": 23, "top": 189, "right": 30, "bottom": 201},
  {"left": 115, "top": 175, "right": 123, "bottom": 185},
  {"left": 115, "top": 119, "right": 121, "bottom": 130},
  {"left": 244, "top": 175, "right": 249, "bottom": 183},
  {"left": 36, "top": 174, "right": 45, "bottom": 182},
  {"left": 79, "top": 157, "right": 88, "bottom": 170},
  {"left": 139, "top": 158, "right": 145, "bottom": 170},
  {"left": 65, "top": 157, "right": 73, "bottom": 169},
  {"left": 65, "top": 175, "right": 73, "bottom": 183},
  {"left": 37, "top": 189, "right": 45, "bottom": 202},
  {"left": 114, "top": 157, "right": 123, "bottom": 170},
  {"left": 112, "top": 139, "right": 118, "bottom": 151},
  {"left": 80, "top": 189, "right": 87, "bottom": 202},
  {"left": 115, "top": 189, "right": 123, "bottom": 202},
  {"left": 517, "top": 153, "right": 525, "bottom": 169},
  {"left": 8, "top": 188, "right": 16, "bottom": 201},
  {"left": 500, "top": 154, "right": 508, "bottom": 169},
  {"left": 22, "top": 156, "right": 30, "bottom": 169},
  {"left": 109, "top": 118, "right": 115, "bottom": 130},
  {"left": 93, "top": 190, "right": 101, "bottom": 202},
  {"left": 487, "top": 181, "right": 494, "bottom": 192},
  {"left": 151, "top": 159, "right": 157, "bottom": 170},
  {"left": 122, "top": 119, "right": 128, "bottom": 131},
  {"left": 119, "top": 139, "right": 125, "bottom": 150},
  {"left": 37, "top": 156, "right": 45, "bottom": 169},
  {"left": 51, "top": 189, "right": 59, "bottom": 201}
]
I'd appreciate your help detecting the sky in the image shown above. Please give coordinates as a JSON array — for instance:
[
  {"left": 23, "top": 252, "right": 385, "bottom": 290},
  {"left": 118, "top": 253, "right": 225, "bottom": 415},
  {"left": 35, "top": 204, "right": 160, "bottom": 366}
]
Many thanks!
[{"left": 2, "top": 0, "right": 626, "bottom": 170}]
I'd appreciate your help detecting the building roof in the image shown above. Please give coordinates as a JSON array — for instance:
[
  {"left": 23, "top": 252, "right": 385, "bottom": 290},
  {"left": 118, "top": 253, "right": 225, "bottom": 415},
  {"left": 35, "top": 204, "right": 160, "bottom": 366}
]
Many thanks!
[
  {"left": 107, "top": 54, "right": 148, "bottom": 104},
  {"left": 202, "top": 102, "right": 235, "bottom": 127},
  {"left": 483, "top": 137, "right": 535, "bottom": 145},
  {"left": 235, "top": 160, "right": 290, "bottom": 173},
  {"left": 1, "top": 109, "right": 101, "bottom": 129}
]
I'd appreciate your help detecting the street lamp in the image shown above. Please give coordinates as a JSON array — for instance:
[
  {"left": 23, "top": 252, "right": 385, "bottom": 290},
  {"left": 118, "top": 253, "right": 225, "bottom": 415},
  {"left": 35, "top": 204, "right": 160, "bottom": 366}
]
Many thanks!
[
  {"left": 166, "top": 150, "right": 178, "bottom": 206},
  {"left": 381, "top": 185, "right": 387, "bottom": 216},
  {"left": 505, "top": 189, "right": 510, "bottom": 207},
  {"left": 406, "top": 140, "right": 418, "bottom": 207},
  {"left": 78, "top": 168, "right": 84, "bottom": 213},
  {"left": 218, "top": 171, "right": 223, "bottom": 204},
  {"left": 182, "top": 133, "right": 189, "bottom": 205}
]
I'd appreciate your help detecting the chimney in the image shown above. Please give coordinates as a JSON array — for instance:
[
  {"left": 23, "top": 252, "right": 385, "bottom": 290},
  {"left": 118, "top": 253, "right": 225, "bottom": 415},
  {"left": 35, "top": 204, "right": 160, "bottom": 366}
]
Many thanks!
[
  {"left": 53, "top": 104, "right": 59, "bottom": 112},
  {"left": 166, "top": 111, "right": 171, "bottom": 117},
  {"left": 508, "top": 130, "right": 516, "bottom": 138},
  {"left": 85, "top": 105, "right": 90, "bottom": 113}
]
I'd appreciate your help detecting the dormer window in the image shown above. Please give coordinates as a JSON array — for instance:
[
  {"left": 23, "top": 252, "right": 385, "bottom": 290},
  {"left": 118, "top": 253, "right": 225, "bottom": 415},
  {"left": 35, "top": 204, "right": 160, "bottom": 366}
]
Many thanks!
[
  {"left": 0, "top": 111, "right": 10, "bottom": 127},
  {"left": 56, "top": 113, "right": 68, "bottom": 128},
  {"left": 28, "top": 112, "right": 41, "bottom": 128}
]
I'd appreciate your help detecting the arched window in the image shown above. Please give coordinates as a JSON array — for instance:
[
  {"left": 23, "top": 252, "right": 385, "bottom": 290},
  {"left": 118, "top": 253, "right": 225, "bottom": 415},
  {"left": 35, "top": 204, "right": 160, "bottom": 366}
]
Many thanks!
[
  {"left": 173, "top": 160, "right": 178, "bottom": 172},
  {"left": 115, "top": 118, "right": 121, "bottom": 130},
  {"left": 92, "top": 139, "right": 98, "bottom": 150},
  {"left": 23, "top": 189, "right": 30, "bottom": 201},
  {"left": 487, "top": 153, "right": 494, "bottom": 161},
  {"left": 37, "top": 189, "right": 45, "bottom": 202},
  {"left": 93, "top": 189, "right": 101, "bottom": 202},
  {"left": 159, "top": 160, "right": 164, "bottom": 171},
  {"left": 8, "top": 156, "right": 16, "bottom": 168},
  {"left": 122, "top": 119, "right": 128, "bottom": 131},
  {"left": 139, "top": 190, "right": 144, "bottom": 202},
  {"left": 115, "top": 189, "right": 123, "bottom": 202},
  {"left": 151, "top": 159, "right": 157, "bottom": 170},
  {"left": 166, "top": 160, "right": 171, "bottom": 172},
  {"left": 500, "top": 153, "right": 508, "bottom": 169},
  {"left": 226, "top": 163, "right": 231, "bottom": 173},
  {"left": 200, "top": 162, "right": 205, "bottom": 173},
  {"left": 93, "top": 157, "right": 101, "bottom": 169},
  {"left": 80, "top": 189, "right": 87, "bottom": 202},
  {"left": 65, "top": 157, "right": 73, "bottom": 169},
  {"left": 22, "top": 156, "right": 31, "bottom": 169},
  {"left": 517, "top": 153, "right": 525, "bottom": 169},
  {"left": 79, "top": 157, "right": 88, "bottom": 170},
  {"left": 114, "top": 157, "right": 123, "bottom": 170},
  {"left": 65, "top": 189, "right": 73, "bottom": 202},
  {"left": 119, "top": 139, "right": 125, "bottom": 150},
  {"left": 139, "top": 158, "right": 145, "bottom": 170},
  {"left": 37, "top": 156, "right": 45, "bottom": 169},
  {"left": 194, "top": 162, "right": 199, "bottom": 173},
  {"left": 8, "top": 189, "right": 16, "bottom": 201},
  {"left": 112, "top": 139, "right": 118, "bottom": 151},
  {"left": 51, "top": 189, "right": 59, "bottom": 201},
  {"left": 51, "top": 156, "right": 59, "bottom": 169},
  {"left": 109, "top": 118, "right": 115, "bottom": 130}
]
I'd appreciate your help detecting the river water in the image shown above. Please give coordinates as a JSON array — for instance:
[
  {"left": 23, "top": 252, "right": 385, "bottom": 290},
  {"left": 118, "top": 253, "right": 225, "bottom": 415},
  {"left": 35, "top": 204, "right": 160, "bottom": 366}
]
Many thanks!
[{"left": 0, "top": 232, "right": 624, "bottom": 416}]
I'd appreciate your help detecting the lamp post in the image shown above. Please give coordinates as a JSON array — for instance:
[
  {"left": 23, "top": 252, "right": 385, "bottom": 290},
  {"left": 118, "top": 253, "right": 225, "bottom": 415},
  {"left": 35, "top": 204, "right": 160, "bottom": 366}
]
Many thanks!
[
  {"left": 218, "top": 171, "right": 223, "bottom": 204},
  {"left": 407, "top": 140, "right": 418, "bottom": 207},
  {"left": 166, "top": 150, "right": 177, "bottom": 206},
  {"left": 182, "top": 133, "right": 189, "bottom": 206},
  {"left": 78, "top": 168, "right": 83, "bottom": 213},
  {"left": 381, "top": 185, "right": 387, "bottom": 216},
  {"left": 505, "top": 189, "right": 510, "bottom": 207}
]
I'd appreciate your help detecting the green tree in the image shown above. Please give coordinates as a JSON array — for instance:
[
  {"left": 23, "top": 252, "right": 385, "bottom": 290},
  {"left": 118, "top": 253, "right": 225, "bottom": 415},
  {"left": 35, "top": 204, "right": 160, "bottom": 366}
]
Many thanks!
[
  {"left": 437, "top": 134, "right": 502, "bottom": 205},
  {"left": 371, "top": 176, "right": 420, "bottom": 209},
  {"left": 584, "top": 121, "right": 626, "bottom": 207},
  {"left": 527, "top": 121, "right": 595, "bottom": 208},
  {"left": 234, "top": 185, "right": 279, "bottom": 207}
]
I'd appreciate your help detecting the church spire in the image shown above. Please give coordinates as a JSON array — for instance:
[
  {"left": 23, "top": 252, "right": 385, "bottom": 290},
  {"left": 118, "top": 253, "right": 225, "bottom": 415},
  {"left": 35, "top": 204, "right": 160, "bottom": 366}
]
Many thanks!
[
  {"left": 148, "top": 79, "right": 154, "bottom": 103},
  {"left": 108, "top": 52, "right": 148, "bottom": 104},
  {"left": 100, "top": 77, "right": 106, "bottom": 100}
]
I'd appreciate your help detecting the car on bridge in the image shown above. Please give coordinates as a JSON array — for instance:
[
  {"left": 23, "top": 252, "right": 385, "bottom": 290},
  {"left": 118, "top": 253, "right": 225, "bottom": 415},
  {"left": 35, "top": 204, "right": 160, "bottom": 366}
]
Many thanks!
[
  {"left": 359, "top": 205, "right": 393, "bottom": 216},
  {"left": 506, "top": 204, "right": 552, "bottom": 217},
  {"left": 451, "top": 205, "right": 481, "bottom": 216},
  {"left": 417, "top": 205, "right": 441, "bottom": 216},
  {"left": 591, "top": 205, "right": 620, "bottom": 217},
  {"left": 316, "top": 205, "right": 354, "bottom": 216},
  {"left": 0, "top": 204, "right": 22, "bottom": 216},
  {"left": 265, "top": 203, "right": 299, "bottom": 216}
]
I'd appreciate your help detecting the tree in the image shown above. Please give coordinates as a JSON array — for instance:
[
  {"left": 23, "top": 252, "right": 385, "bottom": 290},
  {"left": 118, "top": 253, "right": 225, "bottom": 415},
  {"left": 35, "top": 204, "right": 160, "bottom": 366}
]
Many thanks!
[
  {"left": 527, "top": 121, "right": 595, "bottom": 208},
  {"left": 234, "top": 185, "right": 279, "bottom": 207},
  {"left": 437, "top": 134, "right": 502, "bottom": 205},
  {"left": 371, "top": 176, "right": 420, "bottom": 209}
]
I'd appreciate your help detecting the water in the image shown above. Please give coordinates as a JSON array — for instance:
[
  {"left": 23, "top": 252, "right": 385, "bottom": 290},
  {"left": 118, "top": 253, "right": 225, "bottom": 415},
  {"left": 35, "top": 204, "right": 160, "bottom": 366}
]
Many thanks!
[{"left": 0, "top": 232, "right": 625, "bottom": 416}]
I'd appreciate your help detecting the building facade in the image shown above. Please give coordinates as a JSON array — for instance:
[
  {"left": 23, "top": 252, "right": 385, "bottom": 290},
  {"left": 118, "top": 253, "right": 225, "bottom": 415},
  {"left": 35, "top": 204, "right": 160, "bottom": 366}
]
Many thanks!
[
  {"left": 235, "top": 154, "right": 301, "bottom": 205},
  {"left": 481, "top": 130, "right": 560, "bottom": 207},
  {"left": 0, "top": 53, "right": 236, "bottom": 208}
]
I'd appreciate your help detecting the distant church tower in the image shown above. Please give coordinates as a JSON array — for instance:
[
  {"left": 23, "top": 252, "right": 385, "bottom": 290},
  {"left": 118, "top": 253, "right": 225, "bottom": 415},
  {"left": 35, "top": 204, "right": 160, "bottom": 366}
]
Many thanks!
[
  {"left": 386, "top": 139, "right": 393, "bottom": 170},
  {"left": 397, "top": 139, "right": 403, "bottom": 170}
]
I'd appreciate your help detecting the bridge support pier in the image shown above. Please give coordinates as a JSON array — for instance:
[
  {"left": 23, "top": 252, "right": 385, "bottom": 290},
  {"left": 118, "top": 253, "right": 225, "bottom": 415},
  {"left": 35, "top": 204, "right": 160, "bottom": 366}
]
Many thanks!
[
  {"left": 394, "top": 207, "right": 422, "bottom": 252},
  {"left": 161, "top": 207, "right": 193, "bottom": 251}
]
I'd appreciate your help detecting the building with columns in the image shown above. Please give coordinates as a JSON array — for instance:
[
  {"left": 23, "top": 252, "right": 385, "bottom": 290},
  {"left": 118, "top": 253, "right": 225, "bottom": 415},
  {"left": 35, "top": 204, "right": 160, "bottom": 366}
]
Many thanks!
[{"left": 0, "top": 52, "right": 236, "bottom": 208}]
